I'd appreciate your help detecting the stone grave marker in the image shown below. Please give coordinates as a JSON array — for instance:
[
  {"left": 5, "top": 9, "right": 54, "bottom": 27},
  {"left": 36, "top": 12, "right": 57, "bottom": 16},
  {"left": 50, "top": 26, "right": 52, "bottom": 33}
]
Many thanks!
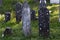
[
  {"left": 22, "top": 1, "right": 31, "bottom": 37},
  {"left": 2, "top": 27, "right": 13, "bottom": 37},
  {"left": 5, "top": 12, "right": 10, "bottom": 22},
  {"left": 38, "top": 0, "right": 50, "bottom": 38},
  {"left": 31, "top": 10, "right": 36, "bottom": 20},
  {"left": 15, "top": 2, "right": 22, "bottom": 23}
]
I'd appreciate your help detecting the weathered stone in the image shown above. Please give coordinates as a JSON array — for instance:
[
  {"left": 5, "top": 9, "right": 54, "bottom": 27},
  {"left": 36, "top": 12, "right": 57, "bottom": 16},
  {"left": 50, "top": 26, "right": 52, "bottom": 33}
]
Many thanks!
[
  {"left": 39, "top": 0, "right": 46, "bottom": 8},
  {"left": 5, "top": 12, "right": 10, "bottom": 22},
  {"left": 2, "top": 27, "right": 13, "bottom": 37},
  {"left": 38, "top": 0, "right": 50, "bottom": 38},
  {"left": 22, "top": 1, "right": 31, "bottom": 37},
  {"left": 38, "top": 7, "right": 50, "bottom": 38},
  {"left": 15, "top": 2, "right": 22, "bottom": 23},
  {"left": 31, "top": 10, "right": 36, "bottom": 20}
]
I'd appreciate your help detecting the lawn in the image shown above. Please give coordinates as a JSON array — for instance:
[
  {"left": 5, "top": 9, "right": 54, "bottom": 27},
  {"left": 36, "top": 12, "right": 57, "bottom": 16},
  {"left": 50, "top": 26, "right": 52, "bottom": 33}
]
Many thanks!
[{"left": 0, "top": 2, "right": 60, "bottom": 40}]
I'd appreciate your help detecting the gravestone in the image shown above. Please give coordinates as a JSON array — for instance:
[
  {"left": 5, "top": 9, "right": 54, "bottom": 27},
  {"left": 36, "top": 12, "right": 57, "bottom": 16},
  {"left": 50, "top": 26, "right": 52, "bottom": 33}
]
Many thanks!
[
  {"left": 2, "top": 27, "right": 13, "bottom": 37},
  {"left": 39, "top": 0, "right": 46, "bottom": 8},
  {"left": 31, "top": 10, "right": 36, "bottom": 20},
  {"left": 38, "top": 0, "right": 50, "bottom": 38},
  {"left": 5, "top": 12, "right": 10, "bottom": 22},
  {"left": 15, "top": 2, "right": 22, "bottom": 23},
  {"left": 22, "top": 1, "right": 31, "bottom": 37}
]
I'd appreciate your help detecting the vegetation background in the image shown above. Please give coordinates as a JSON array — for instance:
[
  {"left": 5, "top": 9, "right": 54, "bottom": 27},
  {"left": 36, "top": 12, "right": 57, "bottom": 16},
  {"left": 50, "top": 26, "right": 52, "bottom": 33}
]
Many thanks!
[{"left": 0, "top": 0, "right": 60, "bottom": 40}]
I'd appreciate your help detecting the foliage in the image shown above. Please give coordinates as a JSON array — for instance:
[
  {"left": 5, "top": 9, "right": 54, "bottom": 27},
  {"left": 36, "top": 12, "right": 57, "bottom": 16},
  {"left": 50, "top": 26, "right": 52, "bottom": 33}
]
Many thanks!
[{"left": 0, "top": 0, "right": 60, "bottom": 40}]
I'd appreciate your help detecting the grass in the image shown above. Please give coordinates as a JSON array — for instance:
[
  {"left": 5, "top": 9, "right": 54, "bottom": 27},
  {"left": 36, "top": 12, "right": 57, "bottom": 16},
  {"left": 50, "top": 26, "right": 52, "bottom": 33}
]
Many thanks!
[{"left": 0, "top": 2, "right": 60, "bottom": 40}]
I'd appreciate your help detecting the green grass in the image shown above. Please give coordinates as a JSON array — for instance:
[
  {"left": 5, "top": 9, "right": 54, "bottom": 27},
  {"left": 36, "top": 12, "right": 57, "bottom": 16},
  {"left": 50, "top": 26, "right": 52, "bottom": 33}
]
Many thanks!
[{"left": 0, "top": 2, "right": 60, "bottom": 40}]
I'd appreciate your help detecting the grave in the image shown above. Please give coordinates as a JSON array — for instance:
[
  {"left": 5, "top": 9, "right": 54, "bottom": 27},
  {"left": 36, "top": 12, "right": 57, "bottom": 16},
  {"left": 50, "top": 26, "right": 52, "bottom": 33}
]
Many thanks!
[
  {"left": 31, "top": 10, "right": 36, "bottom": 20},
  {"left": 15, "top": 2, "right": 22, "bottom": 23},
  {"left": 5, "top": 12, "right": 11, "bottom": 22},
  {"left": 2, "top": 27, "right": 13, "bottom": 37},
  {"left": 38, "top": 0, "right": 50, "bottom": 38},
  {"left": 22, "top": 1, "right": 31, "bottom": 37}
]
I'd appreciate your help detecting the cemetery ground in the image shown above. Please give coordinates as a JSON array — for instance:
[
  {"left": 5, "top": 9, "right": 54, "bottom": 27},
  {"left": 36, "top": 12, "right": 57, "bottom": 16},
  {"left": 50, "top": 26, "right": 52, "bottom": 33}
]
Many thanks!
[{"left": 0, "top": 4, "right": 60, "bottom": 40}]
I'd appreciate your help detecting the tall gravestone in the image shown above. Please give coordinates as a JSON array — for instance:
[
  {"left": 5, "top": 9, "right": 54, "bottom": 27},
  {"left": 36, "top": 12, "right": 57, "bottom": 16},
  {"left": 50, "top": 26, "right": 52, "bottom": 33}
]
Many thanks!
[
  {"left": 31, "top": 10, "right": 36, "bottom": 20},
  {"left": 5, "top": 12, "right": 11, "bottom": 22},
  {"left": 22, "top": 1, "right": 31, "bottom": 37},
  {"left": 15, "top": 2, "right": 22, "bottom": 23},
  {"left": 38, "top": 0, "right": 50, "bottom": 38}
]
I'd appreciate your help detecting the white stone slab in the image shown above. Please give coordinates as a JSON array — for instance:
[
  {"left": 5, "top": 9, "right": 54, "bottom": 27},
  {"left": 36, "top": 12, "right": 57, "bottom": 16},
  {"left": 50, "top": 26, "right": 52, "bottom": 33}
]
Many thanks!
[{"left": 50, "top": 0, "right": 59, "bottom": 4}]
